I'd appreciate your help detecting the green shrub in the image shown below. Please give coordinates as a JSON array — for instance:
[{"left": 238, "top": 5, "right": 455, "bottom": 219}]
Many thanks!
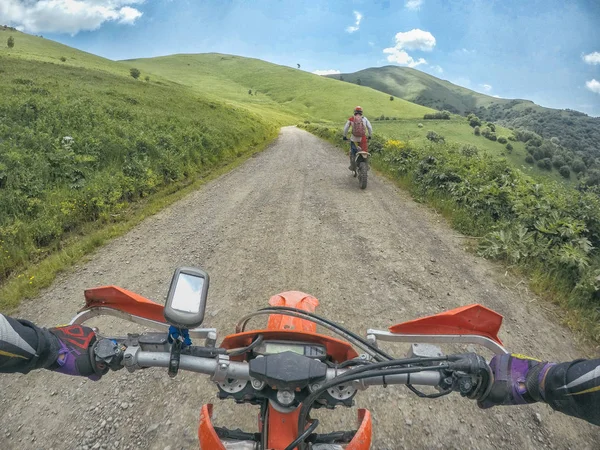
[
  {"left": 572, "top": 159, "right": 586, "bottom": 173},
  {"left": 60, "top": 56, "right": 67, "bottom": 62},
  {"left": 424, "top": 111, "right": 451, "bottom": 120},
  {"left": 506, "top": 143, "right": 513, "bottom": 152},
  {"left": 482, "top": 128, "right": 497, "bottom": 141},
  {"left": 525, "top": 155, "right": 535, "bottom": 164},
  {"left": 559, "top": 165, "right": 571, "bottom": 178},
  {"left": 7, "top": 36, "right": 14, "bottom": 48},
  {"left": 537, "top": 158, "right": 552, "bottom": 170},
  {"left": 461, "top": 144, "right": 479, "bottom": 157},
  {"left": 426, "top": 131, "right": 445, "bottom": 143},
  {"left": 130, "top": 68, "right": 141, "bottom": 79},
  {"left": 417, "top": 123, "right": 423, "bottom": 128},
  {"left": 473, "top": 126, "right": 481, "bottom": 136},
  {"left": 497, "top": 136, "right": 508, "bottom": 144},
  {"left": 467, "top": 113, "right": 482, "bottom": 128}
]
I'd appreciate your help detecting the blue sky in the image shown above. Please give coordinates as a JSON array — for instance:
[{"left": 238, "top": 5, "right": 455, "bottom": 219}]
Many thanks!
[{"left": 2, "top": 0, "right": 599, "bottom": 116}]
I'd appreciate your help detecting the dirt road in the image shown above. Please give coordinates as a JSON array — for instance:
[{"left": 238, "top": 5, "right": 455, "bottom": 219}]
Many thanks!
[{"left": 0, "top": 127, "right": 597, "bottom": 449}]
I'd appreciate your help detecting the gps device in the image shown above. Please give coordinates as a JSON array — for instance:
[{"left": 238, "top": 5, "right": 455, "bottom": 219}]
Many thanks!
[{"left": 163, "top": 267, "right": 209, "bottom": 328}]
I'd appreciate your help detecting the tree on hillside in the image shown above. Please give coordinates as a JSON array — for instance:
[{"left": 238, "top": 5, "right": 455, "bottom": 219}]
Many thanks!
[
  {"left": 7, "top": 36, "right": 14, "bottom": 49},
  {"left": 357, "top": 78, "right": 362, "bottom": 86},
  {"left": 537, "top": 158, "right": 552, "bottom": 171},
  {"left": 559, "top": 165, "right": 571, "bottom": 179},
  {"left": 130, "top": 68, "right": 141, "bottom": 80},
  {"left": 339, "top": 75, "right": 344, "bottom": 81},
  {"left": 144, "top": 76, "right": 150, "bottom": 82},
  {"left": 248, "top": 89, "right": 252, "bottom": 95},
  {"left": 572, "top": 159, "right": 586, "bottom": 174},
  {"left": 297, "top": 63, "right": 300, "bottom": 69},
  {"left": 467, "top": 113, "right": 481, "bottom": 128},
  {"left": 390, "top": 96, "right": 394, "bottom": 101}
]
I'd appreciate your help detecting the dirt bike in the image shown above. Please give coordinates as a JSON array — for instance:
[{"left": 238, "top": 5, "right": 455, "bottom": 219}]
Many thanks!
[
  {"left": 347, "top": 139, "right": 370, "bottom": 190},
  {"left": 70, "top": 266, "right": 507, "bottom": 449}
]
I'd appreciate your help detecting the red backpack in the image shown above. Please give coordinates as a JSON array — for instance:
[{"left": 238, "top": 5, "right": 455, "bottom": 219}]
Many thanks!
[{"left": 352, "top": 116, "right": 366, "bottom": 137}]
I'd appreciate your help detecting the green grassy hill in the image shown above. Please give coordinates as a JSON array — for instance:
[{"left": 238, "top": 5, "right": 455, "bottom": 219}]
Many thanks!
[
  {"left": 125, "top": 54, "right": 569, "bottom": 183},
  {"left": 328, "top": 65, "right": 510, "bottom": 113},
  {"left": 124, "top": 53, "right": 432, "bottom": 124},
  {"left": 0, "top": 30, "right": 279, "bottom": 294},
  {"left": 1, "top": 28, "right": 130, "bottom": 76},
  {"left": 328, "top": 66, "right": 600, "bottom": 158}
]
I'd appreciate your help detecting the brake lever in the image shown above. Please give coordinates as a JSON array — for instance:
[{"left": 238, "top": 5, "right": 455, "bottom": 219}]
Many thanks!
[{"left": 447, "top": 353, "right": 493, "bottom": 400}]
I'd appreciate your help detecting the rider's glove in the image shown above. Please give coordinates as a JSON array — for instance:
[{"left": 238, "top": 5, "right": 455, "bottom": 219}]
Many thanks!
[
  {"left": 48, "top": 325, "right": 107, "bottom": 380},
  {"left": 478, "top": 353, "right": 554, "bottom": 408},
  {"left": 343, "top": 136, "right": 348, "bottom": 141}
]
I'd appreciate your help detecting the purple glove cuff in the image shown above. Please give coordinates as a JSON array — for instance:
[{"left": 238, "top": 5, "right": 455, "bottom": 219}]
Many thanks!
[
  {"left": 510, "top": 357, "right": 532, "bottom": 405},
  {"left": 537, "top": 362, "right": 556, "bottom": 402}
]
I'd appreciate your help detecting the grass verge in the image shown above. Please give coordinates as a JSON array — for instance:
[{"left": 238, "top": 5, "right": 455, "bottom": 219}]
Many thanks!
[
  {"left": 0, "top": 135, "right": 277, "bottom": 312},
  {"left": 300, "top": 123, "right": 600, "bottom": 347}
]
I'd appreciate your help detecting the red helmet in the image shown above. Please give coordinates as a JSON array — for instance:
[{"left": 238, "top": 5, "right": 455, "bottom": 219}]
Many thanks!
[{"left": 354, "top": 106, "right": 363, "bottom": 115}]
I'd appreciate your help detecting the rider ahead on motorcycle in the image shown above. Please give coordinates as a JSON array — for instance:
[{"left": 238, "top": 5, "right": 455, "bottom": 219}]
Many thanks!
[
  {"left": 1, "top": 313, "right": 599, "bottom": 426},
  {"left": 343, "top": 106, "right": 373, "bottom": 171}
]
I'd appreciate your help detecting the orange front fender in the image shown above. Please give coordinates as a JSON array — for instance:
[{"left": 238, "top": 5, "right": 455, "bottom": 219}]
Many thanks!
[
  {"left": 346, "top": 409, "right": 372, "bottom": 450},
  {"left": 198, "top": 404, "right": 226, "bottom": 450}
]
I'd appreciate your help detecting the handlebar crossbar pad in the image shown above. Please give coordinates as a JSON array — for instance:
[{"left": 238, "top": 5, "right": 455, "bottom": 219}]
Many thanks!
[{"left": 249, "top": 351, "right": 327, "bottom": 389}]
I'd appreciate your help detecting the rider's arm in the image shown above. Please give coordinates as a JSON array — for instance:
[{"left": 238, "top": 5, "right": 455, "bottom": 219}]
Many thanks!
[
  {"left": 480, "top": 354, "right": 600, "bottom": 426},
  {"left": 542, "top": 359, "right": 600, "bottom": 426},
  {"left": 364, "top": 117, "right": 373, "bottom": 136},
  {"left": 0, "top": 314, "right": 58, "bottom": 373},
  {"left": 343, "top": 119, "right": 351, "bottom": 137},
  {"left": 0, "top": 313, "right": 103, "bottom": 378}
]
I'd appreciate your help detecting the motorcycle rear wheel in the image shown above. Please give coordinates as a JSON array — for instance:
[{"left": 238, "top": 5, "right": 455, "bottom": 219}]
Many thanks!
[{"left": 358, "top": 161, "right": 368, "bottom": 189}]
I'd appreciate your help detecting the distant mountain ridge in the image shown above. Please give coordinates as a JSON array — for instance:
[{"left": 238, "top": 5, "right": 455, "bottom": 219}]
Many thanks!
[{"left": 327, "top": 66, "right": 600, "bottom": 157}]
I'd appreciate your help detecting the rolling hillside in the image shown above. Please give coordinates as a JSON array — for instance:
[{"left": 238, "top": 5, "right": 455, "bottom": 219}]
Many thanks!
[
  {"left": 125, "top": 54, "right": 571, "bottom": 183},
  {"left": 328, "top": 66, "right": 600, "bottom": 157},
  {"left": 0, "top": 30, "right": 279, "bottom": 291},
  {"left": 123, "top": 53, "right": 432, "bottom": 123}
]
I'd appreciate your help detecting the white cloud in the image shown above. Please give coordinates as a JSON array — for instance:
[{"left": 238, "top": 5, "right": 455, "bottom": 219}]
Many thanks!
[
  {"left": 480, "top": 84, "right": 493, "bottom": 92},
  {"left": 383, "top": 28, "right": 435, "bottom": 68},
  {"left": 405, "top": 0, "right": 423, "bottom": 10},
  {"left": 390, "top": 29, "right": 436, "bottom": 51},
  {"left": 346, "top": 11, "right": 362, "bottom": 33},
  {"left": 313, "top": 69, "right": 341, "bottom": 76},
  {"left": 431, "top": 65, "right": 443, "bottom": 74},
  {"left": 383, "top": 48, "right": 426, "bottom": 68},
  {"left": 583, "top": 52, "right": 600, "bottom": 65},
  {"left": 492, "top": 95, "right": 501, "bottom": 98},
  {"left": 586, "top": 79, "right": 600, "bottom": 94},
  {"left": 118, "top": 6, "right": 143, "bottom": 24},
  {"left": 0, "top": 0, "right": 144, "bottom": 35}
]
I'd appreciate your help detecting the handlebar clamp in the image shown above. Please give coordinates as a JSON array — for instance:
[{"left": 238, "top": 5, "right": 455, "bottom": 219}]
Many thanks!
[{"left": 211, "top": 354, "right": 231, "bottom": 382}]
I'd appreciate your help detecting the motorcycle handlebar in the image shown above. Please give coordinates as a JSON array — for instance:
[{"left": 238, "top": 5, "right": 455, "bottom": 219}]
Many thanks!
[{"left": 126, "top": 349, "right": 442, "bottom": 388}]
